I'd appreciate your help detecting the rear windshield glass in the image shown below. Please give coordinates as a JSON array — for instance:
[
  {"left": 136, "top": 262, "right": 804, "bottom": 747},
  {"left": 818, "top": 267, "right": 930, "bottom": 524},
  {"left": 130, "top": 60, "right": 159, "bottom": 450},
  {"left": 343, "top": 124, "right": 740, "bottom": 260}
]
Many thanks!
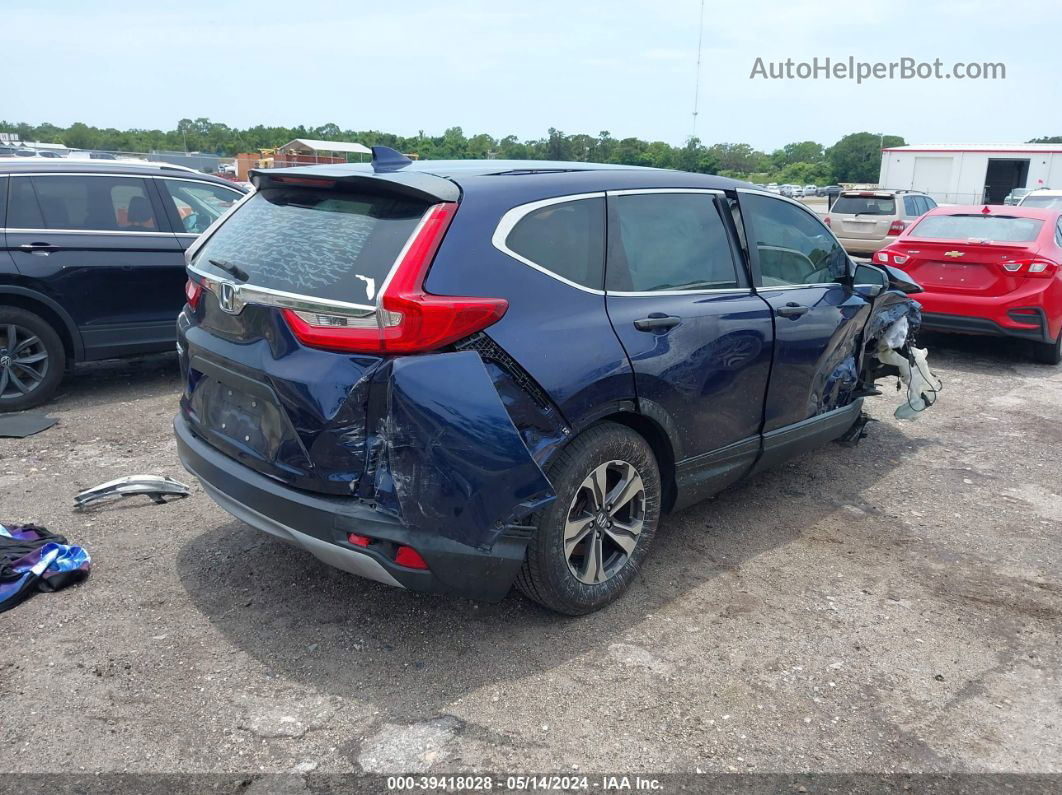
[
  {"left": 1020, "top": 195, "right": 1062, "bottom": 210},
  {"left": 909, "top": 215, "right": 1044, "bottom": 242},
  {"left": 831, "top": 196, "right": 896, "bottom": 215},
  {"left": 194, "top": 187, "right": 428, "bottom": 305}
]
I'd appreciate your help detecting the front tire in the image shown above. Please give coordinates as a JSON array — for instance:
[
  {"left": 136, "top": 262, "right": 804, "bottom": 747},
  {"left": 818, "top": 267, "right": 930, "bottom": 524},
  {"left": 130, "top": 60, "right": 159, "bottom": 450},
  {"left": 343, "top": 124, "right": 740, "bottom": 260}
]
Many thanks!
[
  {"left": 516, "top": 422, "right": 661, "bottom": 615},
  {"left": 0, "top": 307, "right": 66, "bottom": 412},
  {"left": 1031, "top": 331, "right": 1061, "bottom": 366}
]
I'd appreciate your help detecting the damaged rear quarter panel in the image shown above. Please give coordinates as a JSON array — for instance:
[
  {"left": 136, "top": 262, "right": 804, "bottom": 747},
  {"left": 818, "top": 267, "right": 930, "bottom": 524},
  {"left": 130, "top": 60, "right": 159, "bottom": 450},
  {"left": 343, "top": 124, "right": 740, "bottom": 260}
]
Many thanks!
[{"left": 362, "top": 351, "right": 556, "bottom": 550}]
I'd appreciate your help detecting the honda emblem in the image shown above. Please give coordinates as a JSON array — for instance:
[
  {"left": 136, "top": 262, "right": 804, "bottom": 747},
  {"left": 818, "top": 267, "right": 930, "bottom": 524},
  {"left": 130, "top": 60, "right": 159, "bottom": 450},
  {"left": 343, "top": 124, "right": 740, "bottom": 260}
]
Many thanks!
[{"left": 217, "top": 281, "right": 241, "bottom": 314}]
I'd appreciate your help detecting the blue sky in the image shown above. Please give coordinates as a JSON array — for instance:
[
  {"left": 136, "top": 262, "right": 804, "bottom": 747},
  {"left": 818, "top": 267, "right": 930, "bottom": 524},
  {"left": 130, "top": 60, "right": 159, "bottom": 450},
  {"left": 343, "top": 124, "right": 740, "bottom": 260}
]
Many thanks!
[{"left": 5, "top": 0, "right": 1060, "bottom": 150}]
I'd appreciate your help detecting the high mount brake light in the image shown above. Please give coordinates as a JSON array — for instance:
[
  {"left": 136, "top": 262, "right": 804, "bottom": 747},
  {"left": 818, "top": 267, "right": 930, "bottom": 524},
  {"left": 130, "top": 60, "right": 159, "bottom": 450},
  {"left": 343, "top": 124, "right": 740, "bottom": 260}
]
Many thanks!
[
  {"left": 271, "top": 176, "right": 336, "bottom": 188},
  {"left": 282, "top": 202, "right": 508, "bottom": 354}
]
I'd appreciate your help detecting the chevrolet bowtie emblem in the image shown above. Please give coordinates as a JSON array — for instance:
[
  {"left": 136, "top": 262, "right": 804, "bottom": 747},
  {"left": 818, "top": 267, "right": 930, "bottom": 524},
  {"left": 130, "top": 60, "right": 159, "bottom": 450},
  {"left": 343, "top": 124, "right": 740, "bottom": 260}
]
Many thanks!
[{"left": 944, "top": 250, "right": 964, "bottom": 258}]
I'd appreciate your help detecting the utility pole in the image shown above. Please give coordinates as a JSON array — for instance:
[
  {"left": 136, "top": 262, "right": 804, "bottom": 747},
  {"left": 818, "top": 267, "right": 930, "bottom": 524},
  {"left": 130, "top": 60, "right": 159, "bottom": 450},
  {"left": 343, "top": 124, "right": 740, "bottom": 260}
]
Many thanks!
[{"left": 691, "top": 0, "right": 704, "bottom": 140}]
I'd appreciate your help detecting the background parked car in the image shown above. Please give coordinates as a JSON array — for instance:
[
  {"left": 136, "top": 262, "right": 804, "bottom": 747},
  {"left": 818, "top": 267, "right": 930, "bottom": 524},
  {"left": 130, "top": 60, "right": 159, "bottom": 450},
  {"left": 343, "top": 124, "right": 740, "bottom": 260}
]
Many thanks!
[
  {"left": 766, "top": 183, "right": 781, "bottom": 194},
  {"left": 873, "top": 204, "right": 1062, "bottom": 364},
  {"left": 0, "top": 161, "right": 246, "bottom": 410},
  {"left": 825, "top": 189, "right": 937, "bottom": 256},
  {"left": 1004, "top": 187, "right": 1033, "bottom": 205},
  {"left": 818, "top": 185, "right": 842, "bottom": 198},
  {"left": 1019, "top": 189, "right": 1062, "bottom": 210},
  {"left": 803, "top": 184, "right": 818, "bottom": 197}
]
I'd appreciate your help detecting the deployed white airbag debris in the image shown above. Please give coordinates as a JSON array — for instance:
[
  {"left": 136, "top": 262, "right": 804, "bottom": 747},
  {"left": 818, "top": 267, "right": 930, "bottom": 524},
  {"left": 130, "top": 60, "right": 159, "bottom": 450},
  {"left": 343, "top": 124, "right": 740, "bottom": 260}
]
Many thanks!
[{"left": 876, "top": 317, "right": 942, "bottom": 420}]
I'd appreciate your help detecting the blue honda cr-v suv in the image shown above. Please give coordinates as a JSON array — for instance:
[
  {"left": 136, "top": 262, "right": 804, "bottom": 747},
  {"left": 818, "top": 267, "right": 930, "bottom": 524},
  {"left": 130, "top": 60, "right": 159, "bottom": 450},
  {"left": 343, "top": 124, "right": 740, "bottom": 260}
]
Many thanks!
[{"left": 174, "top": 148, "right": 921, "bottom": 614}]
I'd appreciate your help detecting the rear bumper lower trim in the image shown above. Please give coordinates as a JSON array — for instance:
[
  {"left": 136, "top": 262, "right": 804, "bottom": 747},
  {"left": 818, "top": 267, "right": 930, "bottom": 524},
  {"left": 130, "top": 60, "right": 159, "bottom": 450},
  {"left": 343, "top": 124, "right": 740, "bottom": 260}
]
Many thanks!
[
  {"left": 197, "top": 479, "right": 404, "bottom": 588},
  {"left": 919, "top": 310, "right": 1052, "bottom": 343}
]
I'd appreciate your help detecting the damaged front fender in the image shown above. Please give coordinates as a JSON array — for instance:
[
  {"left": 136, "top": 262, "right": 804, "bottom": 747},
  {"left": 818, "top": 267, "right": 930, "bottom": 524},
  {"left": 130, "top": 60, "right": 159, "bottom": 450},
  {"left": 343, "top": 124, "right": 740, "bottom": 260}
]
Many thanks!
[
  {"left": 860, "top": 291, "right": 943, "bottom": 419},
  {"left": 360, "top": 351, "right": 556, "bottom": 550}
]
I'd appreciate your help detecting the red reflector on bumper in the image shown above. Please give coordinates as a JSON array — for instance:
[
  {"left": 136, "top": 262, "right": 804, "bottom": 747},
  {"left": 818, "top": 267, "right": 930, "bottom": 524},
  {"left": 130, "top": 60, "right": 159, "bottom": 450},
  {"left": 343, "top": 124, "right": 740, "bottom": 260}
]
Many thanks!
[
  {"left": 347, "top": 533, "right": 371, "bottom": 547},
  {"left": 395, "top": 545, "right": 429, "bottom": 570}
]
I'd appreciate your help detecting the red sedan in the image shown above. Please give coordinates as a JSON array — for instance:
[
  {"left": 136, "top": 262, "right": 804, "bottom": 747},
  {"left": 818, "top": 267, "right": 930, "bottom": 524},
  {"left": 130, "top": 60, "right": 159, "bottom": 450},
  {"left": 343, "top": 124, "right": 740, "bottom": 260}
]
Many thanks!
[{"left": 872, "top": 204, "right": 1062, "bottom": 364}]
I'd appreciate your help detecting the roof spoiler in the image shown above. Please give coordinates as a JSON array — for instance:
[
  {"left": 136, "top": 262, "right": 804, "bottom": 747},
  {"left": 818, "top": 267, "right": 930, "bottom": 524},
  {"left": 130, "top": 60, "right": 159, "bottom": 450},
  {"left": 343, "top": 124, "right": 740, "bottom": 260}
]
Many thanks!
[{"left": 249, "top": 166, "right": 459, "bottom": 203}]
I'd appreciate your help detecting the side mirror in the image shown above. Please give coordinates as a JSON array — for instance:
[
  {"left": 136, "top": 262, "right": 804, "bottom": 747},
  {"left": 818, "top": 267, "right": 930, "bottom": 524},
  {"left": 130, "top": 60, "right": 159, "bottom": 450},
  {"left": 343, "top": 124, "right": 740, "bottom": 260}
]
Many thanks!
[{"left": 877, "top": 264, "right": 923, "bottom": 294}]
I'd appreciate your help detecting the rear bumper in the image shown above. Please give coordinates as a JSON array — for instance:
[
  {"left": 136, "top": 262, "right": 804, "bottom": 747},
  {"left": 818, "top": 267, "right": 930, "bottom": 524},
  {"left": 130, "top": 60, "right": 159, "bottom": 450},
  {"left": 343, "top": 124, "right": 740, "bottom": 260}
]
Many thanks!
[
  {"left": 174, "top": 415, "right": 530, "bottom": 601},
  {"left": 920, "top": 308, "right": 1054, "bottom": 343},
  {"left": 916, "top": 281, "right": 1058, "bottom": 343}
]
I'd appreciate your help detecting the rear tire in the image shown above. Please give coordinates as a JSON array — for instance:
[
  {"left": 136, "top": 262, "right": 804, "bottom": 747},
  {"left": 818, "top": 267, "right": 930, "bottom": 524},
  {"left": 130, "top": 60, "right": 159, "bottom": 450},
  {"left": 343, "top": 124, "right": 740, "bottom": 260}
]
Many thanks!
[
  {"left": 0, "top": 307, "right": 65, "bottom": 412},
  {"left": 1031, "top": 331, "right": 1061, "bottom": 366},
  {"left": 516, "top": 422, "right": 660, "bottom": 615}
]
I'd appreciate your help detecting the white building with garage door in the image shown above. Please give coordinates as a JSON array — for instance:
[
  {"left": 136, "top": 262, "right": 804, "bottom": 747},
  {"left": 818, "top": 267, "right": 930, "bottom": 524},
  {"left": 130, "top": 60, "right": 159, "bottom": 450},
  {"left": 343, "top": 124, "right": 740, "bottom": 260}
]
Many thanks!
[{"left": 878, "top": 143, "right": 1062, "bottom": 205}]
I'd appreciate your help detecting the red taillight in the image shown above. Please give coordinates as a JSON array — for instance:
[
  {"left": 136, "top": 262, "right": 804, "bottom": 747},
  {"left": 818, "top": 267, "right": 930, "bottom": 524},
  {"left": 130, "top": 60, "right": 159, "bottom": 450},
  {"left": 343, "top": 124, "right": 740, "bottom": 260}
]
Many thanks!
[
  {"left": 283, "top": 202, "right": 508, "bottom": 354},
  {"left": 394, "top": 545, "right": 429, "bottom": 570},
  {"left": 185, "top": 278, "right": 202, "bottom": 310},
  {"left": 874, "top": 249, "right": 909, "bottom": 266},
  {"left": 1004, "top": 260, "right": 1058, "bottom": 279},
  {"left": 347, "top": 533, "right": 371, "bottom": 547},
  {"left": 887, "top": 219, "right": 906, "bottom": 236}
]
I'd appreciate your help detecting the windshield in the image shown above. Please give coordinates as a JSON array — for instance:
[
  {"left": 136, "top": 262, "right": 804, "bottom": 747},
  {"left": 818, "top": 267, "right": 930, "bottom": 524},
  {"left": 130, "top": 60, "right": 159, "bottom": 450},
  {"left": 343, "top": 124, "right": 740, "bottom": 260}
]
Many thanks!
[
  {"left": 831, "top": 196, "right": 896, "bottom": 215},
  {"left": 909, "top": 214, "right": 1044, "bottom": 242},
  {"left": 194, "top": 187, "right": 429, "bottom": 305}
]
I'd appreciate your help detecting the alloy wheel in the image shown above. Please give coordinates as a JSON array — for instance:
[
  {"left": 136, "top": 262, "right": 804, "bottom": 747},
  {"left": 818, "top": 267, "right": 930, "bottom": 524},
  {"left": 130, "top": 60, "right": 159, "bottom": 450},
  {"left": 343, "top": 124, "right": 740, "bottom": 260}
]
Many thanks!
[
  {"left": 564, "top": 460, "right": 646, "bottom": 584},
  {"left": 0, "top": 323, "right": 50, "bottom": 401}
]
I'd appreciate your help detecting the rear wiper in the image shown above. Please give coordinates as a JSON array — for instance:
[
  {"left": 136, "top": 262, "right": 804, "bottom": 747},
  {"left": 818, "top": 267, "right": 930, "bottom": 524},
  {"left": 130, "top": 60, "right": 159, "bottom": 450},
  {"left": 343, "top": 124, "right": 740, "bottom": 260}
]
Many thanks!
[{"left": 208, "top": 258, "right": 249, "bottom": 282}]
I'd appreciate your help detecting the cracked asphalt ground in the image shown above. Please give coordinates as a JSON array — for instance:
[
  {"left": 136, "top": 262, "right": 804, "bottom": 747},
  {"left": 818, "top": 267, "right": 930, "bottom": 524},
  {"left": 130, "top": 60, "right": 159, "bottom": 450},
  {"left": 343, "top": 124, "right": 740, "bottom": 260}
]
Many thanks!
[{"left": 1, "top": 333, "right": 1059, "bottom": 777}]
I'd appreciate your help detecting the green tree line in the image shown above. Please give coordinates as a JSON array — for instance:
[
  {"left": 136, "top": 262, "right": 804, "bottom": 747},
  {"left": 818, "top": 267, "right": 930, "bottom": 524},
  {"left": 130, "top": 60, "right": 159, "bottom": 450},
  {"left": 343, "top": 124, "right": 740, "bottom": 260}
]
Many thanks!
[{"left": 0, "top": 117, "right": 930, "bottom": 183}]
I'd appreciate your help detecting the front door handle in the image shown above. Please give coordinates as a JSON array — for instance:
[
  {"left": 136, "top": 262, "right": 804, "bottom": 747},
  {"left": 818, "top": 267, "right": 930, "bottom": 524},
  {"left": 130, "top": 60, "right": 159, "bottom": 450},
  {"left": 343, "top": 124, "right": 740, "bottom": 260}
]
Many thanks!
[
  {"left": 776, "top": 302, "right": 809, "bottom": 319},
  {"left": 18, "top": 242, "right": 59, "bottom": 255},
  {"left": 633, "top": 313, "right": 681, "bottom": 331}
]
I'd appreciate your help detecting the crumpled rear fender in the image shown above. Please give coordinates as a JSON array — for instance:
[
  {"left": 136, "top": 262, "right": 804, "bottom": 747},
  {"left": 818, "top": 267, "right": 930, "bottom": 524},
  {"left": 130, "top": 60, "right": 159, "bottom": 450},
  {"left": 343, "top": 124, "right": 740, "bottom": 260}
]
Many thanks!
[{"left": 359, "top": 351, "right": 557, "bottom": 550}]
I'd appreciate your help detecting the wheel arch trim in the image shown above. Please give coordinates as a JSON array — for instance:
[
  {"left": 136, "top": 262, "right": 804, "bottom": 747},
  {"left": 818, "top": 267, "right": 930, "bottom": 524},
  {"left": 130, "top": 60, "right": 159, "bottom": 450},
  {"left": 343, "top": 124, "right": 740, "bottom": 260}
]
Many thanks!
[{"left": 0, "top": 286, "right": 84, "bottom": 360}]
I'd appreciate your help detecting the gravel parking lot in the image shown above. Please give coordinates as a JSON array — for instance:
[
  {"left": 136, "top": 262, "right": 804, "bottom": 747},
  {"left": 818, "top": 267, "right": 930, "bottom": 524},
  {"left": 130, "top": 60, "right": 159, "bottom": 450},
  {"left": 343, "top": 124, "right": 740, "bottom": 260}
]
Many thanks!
[{"left": 1, "top": 334, "right": 1060, "bottom": 778}]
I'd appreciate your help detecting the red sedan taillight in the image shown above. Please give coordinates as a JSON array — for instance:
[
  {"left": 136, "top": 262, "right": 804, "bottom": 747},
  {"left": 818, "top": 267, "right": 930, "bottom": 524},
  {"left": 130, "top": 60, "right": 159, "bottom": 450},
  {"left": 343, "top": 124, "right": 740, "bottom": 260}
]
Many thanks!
[
  {"left": 1000, "top": 260, "right": 1059, "bottom": 279},
  {"left": 282, "top": 202, "right": 508, "bottom": 354}
]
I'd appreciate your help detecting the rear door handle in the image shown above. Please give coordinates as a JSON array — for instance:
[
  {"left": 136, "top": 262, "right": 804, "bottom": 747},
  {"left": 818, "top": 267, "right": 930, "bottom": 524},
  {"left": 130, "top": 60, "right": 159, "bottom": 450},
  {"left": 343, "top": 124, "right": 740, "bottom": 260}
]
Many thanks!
[
  {"left": 18, "top": 242, "right": 59, "bottom": 255},
  {"left": 776, "top": 302, "right": 809, "bottom": 319},
  {"left": 633, "top": 313, "right": 681, "bottom": 331}
]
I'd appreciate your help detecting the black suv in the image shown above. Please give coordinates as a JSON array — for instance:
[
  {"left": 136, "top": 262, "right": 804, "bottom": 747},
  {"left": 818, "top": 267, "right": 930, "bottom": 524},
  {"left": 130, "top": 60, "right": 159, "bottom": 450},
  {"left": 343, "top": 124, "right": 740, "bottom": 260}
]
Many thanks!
[{"left": 0, "top": 161, "right": 246, "bottom": 409}]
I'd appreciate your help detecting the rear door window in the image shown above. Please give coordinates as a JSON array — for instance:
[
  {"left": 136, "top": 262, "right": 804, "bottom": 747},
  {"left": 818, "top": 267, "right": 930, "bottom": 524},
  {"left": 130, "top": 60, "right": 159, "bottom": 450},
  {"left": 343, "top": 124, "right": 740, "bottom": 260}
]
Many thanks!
[
  {"left": 158, "top": 178, "right": 243, "bottom": 234},
  {"left": 503, "top": 197, "right": 605, "bottom": 290},
  {"left": 831, "top": 196, "right": 897, "bottom": 216},
  {"left": 606, "top": 193, "right": 741, "bottom": 292},
  {"left": 909, "top": 214, "right": 1044, "bottom": 242},
  {"left": 903, "top": 196, "right": 923, "bottom": 217},
  {"left": 194, "top": 187, "right": 428, "bottom": 305},
  {"left": 7, "top": 178, "right": 44, "bottom": 228},
  {"left": 21, "top": 175, "right": 159, "bottom": 231}
]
